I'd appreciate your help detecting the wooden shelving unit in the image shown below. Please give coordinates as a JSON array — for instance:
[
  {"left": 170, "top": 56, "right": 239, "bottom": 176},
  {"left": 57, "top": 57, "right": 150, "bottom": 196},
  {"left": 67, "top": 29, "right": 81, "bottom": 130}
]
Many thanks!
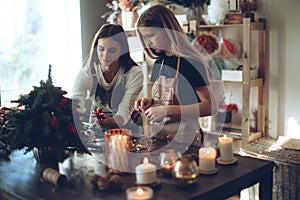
[{"left": 197, "top": 18, "right": 266, "bottom": 147}]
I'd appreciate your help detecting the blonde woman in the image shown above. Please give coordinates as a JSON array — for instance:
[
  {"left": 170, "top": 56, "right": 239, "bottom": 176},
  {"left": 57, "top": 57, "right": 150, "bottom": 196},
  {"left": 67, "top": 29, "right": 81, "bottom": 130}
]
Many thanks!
[{"left": 134, "top": 5, "right": 218, "bottom": 146}]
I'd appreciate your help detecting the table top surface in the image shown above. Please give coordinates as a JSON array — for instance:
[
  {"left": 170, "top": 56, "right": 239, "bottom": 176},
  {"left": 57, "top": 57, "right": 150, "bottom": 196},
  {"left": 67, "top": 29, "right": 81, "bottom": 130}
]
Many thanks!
[{"left": 0, "top": 147, "right": 274, "bottom": 200}]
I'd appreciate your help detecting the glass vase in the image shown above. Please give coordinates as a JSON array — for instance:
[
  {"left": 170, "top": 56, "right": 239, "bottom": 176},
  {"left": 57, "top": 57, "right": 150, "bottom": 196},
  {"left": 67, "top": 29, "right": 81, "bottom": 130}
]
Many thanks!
[{"left": 217, "top": 111, "right": 232, "bottom": 123}]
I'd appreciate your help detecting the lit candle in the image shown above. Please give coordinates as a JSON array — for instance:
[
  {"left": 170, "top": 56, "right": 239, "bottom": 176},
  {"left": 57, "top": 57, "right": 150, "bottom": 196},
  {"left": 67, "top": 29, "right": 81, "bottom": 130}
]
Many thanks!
[
  {"left": 126, "top": 186, "right": 153, "bottom": 200},
  {"left": 105, "top": 129, "right": 131, "bottom": 172},
  {"left": 159, "top": 149, "right": 181, "bottom": 174},
  {"left": 162, "top": 164, "right": 172, "bottom": 171},
  {"left": 199, "top": 147, "right": 216, "bottom": 171},
  {"left": 135, "top": 157, "right": 158, "bottom": 185},
  {"left": 218, "top": 135, "right": 234, "bottom": 162}
]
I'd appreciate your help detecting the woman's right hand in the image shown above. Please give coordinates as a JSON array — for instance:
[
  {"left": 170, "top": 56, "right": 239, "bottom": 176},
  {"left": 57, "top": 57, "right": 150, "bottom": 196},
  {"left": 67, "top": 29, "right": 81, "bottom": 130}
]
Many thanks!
[{"left": 134, "top": 98, "right": 153, "bottom": 112}]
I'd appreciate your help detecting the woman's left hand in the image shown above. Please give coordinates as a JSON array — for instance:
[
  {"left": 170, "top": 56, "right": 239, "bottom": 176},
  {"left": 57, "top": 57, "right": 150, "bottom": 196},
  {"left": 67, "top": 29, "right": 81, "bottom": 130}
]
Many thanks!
[
  {"left": 145, "top": 105, "right": 168, "bottom": 123},
  {"left": 97, "top": 116, "right": 114, "bottom": 128},
  {"left": 91, "top": 112, "right": 112, "bottom": 128}
]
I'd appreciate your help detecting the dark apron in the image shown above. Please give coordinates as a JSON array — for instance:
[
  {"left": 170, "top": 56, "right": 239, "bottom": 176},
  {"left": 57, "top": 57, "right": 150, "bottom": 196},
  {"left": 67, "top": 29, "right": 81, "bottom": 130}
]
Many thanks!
[{"left": 90, "top": 65, "right": 142, "bottom": 134}]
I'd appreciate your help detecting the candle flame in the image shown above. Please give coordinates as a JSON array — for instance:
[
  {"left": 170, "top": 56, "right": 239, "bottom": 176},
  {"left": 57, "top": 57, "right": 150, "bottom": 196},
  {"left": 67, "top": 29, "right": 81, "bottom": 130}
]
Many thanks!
[
  {"left": 224, "top": 134, "right": 227, "bottom": 139},
  {"left": 137, "top": 187, "right": 144, "bottom": 195},
  {"left": 117, "top": 134, "right": 122, "bottom": 140},
  {"left": 143, "top": 157, "right": 149, "bottom": 164}
]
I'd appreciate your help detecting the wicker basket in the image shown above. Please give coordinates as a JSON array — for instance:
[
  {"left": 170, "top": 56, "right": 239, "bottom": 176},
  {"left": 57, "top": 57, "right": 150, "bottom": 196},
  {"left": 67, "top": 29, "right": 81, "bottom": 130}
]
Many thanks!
[{"left": 243, "top": 137, "right": 300, "bottom": 200}]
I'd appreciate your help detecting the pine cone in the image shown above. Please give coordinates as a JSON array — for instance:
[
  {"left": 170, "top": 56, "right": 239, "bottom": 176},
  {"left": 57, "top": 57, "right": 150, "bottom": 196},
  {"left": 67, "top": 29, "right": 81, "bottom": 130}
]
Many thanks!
[{"left": 97, "top": 176, "right": 110, "bottom": 191}]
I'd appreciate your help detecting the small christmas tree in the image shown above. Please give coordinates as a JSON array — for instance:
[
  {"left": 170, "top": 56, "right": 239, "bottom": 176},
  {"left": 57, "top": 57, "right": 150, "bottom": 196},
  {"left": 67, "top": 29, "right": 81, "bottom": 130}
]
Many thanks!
[{"left": 0, "top": 65, "right": 89, "bottom": 162}]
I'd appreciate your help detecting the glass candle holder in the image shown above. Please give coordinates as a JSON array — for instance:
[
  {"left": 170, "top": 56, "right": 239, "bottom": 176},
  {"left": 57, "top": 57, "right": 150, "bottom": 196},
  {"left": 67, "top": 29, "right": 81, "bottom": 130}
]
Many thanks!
[{"left": 159, "top": 149, "right": 181, "bottom": 174}]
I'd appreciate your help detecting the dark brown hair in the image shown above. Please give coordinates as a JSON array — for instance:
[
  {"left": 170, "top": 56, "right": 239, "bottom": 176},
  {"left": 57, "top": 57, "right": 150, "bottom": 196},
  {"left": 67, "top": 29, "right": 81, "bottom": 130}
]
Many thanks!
[{"left": 86, "top": 23, "right": 137, "bottom": 73}]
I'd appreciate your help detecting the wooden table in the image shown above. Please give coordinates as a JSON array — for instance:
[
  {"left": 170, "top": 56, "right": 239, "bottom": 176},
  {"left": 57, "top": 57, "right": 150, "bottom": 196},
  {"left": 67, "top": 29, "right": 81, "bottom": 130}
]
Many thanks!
[{"left": 0, "top": 149, "right": 274, "bottom": 200}]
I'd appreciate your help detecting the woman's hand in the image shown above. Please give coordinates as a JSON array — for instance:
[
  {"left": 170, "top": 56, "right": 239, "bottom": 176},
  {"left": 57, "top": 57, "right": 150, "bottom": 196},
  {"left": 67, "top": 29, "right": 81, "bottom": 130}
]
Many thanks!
[
  {"left": 91, "top": 111, "right": 119, "bottom": 128},
  {"left": 134, "top": 98, "right": 153, "bottom": 112},
  {"left": 145, "top": 105, "right": 168, "bottom": 123},
  {"left": 97, "top": 116, "right": 115, "bottom": 128}
]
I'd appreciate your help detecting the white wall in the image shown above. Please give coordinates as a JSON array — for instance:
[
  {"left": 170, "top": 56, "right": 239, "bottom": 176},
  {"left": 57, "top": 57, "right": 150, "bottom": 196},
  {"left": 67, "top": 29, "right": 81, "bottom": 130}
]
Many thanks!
[
  {"left": 79, "top": 1, "right": 300, "bottom": 139},
  {"left": 257, "top": 0, "right": 300, "bottom": 138},
  {"left": 80, "top": 0, "right": 107, "bottom": 60}
]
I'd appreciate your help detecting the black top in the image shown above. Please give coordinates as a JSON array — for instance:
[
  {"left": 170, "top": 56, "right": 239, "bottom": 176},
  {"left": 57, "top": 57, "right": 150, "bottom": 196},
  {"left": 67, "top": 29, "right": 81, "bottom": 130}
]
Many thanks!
[{"left": 150, "top": 54, "right": 209, "bottom": 105}]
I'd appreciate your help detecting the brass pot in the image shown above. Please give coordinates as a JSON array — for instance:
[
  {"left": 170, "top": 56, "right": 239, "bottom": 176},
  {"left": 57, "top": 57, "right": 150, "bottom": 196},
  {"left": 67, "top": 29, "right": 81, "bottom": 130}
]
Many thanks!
[{"left": 172, "top": 155, "right": 198, "bottom": 185}]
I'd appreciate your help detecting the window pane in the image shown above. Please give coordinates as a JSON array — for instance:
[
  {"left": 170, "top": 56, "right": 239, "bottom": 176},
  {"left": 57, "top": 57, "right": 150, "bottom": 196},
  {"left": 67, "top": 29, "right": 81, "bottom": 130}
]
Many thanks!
[{"left": 0, "top": 0, "right": 82, "bottom": 107}]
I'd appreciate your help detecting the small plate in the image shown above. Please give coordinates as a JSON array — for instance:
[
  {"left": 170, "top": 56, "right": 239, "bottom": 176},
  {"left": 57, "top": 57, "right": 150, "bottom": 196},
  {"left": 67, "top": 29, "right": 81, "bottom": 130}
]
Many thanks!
[
  {"left": 135, "top": 180, "right": 161, "bottom": 188},
  {"left": 216, "top": 157, "right": 238, "bottom": 165},
  {"left": 198, "top": 168, "right": 218, "bottom": 175}
]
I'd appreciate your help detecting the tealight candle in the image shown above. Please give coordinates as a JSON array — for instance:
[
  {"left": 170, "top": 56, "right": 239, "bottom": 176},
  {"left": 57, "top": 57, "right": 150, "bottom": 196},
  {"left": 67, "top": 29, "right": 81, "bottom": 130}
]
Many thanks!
[
  {"left": 135, "top": 157, "right": 158, "bottom": 185},
  {"left": 218, "top": 135, "right": 234, "bottom": 162},
  {"left": 199, "top": 147, "right": 216, "bottom": 171},
  {"left": 126, "top": 186, "right": 153, "bottom": 200}
]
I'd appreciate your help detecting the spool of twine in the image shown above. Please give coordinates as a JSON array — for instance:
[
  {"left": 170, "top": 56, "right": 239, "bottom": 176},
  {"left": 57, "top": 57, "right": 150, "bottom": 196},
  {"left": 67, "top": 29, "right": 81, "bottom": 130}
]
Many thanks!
[{"left": 42, "top": 168, "right": 67, "bottom": 186}]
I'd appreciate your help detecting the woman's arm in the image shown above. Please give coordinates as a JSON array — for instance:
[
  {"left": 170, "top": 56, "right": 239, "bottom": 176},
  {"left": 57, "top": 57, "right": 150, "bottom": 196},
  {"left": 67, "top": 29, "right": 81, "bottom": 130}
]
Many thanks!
[
  {"left": 115, "top": 66, "right": 144, "bottom": 125},
  {"left": 145, "top": 85, "right": 217, "bottom": 122},
  {"left": 72, "top": 66, "right": 93, "bottom": 120}
]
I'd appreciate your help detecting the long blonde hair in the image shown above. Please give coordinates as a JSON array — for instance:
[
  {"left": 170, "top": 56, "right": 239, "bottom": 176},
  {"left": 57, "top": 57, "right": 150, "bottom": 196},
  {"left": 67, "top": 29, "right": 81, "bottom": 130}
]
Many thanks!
[
  {"left": 136, "top": 5, "right": 210, "bottom": 65},
  {"left": 136, "top": 5, "right": 222, "bottom": 113}
]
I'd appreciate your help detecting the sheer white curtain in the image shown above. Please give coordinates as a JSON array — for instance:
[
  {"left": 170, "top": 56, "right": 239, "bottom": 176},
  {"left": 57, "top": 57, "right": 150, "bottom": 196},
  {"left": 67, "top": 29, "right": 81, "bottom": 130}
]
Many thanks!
[{"left": 0, "top": 0, "right": 82, "bottom": 106}]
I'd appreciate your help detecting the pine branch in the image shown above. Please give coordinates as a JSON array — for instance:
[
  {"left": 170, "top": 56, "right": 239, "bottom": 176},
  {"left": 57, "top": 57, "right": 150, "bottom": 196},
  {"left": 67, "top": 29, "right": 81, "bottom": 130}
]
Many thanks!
[{"left": 46, "top": 64, "right": 53, "bottom": 86}]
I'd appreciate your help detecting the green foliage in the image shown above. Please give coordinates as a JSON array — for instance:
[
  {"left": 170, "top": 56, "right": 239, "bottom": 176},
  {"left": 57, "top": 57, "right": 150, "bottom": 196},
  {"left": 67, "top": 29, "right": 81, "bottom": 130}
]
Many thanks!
[{"left": 0, "top": 65, "right": 89, "bottom": 161}]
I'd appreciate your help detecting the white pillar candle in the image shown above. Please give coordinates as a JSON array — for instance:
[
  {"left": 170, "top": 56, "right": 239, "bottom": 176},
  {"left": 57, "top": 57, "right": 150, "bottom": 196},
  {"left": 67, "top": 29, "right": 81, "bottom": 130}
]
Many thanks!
[
  {"left": 109, "top": 134, "right": 130, "bottom": 172},
  {"left": 126, "top": 186, "right": 153, "bottom": 200},
  {"left": 135, "top": 157, "right": 157, "bottom": 185},
  {"left": 109, "top": 136, "right": 117, "bottom": 169},
  {"left": 199, "top": 147, "right": 216, "bottom": 171},
  {"left": 218, "top": 135, "right": 234, "bottom": 162},
  {"left": 105, "top": 129, "right": 132, "bottom": 173}
]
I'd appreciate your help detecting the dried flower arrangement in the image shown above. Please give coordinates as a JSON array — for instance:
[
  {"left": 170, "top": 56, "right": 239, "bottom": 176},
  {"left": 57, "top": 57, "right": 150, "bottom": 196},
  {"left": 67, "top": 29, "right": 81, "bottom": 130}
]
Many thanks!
[
  {"left": 221, "top": 103, "right": 238, "bottom": 114},
  {"left": 194, "top": 33, "right": 219, "bottom": 55}
]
